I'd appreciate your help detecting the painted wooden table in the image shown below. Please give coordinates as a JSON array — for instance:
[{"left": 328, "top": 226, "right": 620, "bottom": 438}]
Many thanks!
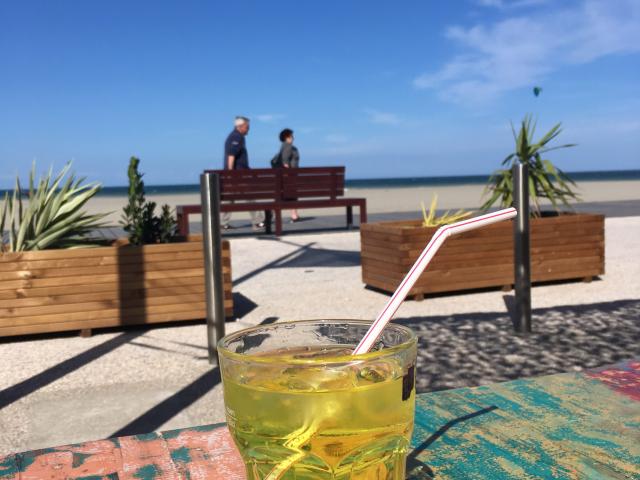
[{"left": 1, "top": 359, "right": 638, "bottom": 479}]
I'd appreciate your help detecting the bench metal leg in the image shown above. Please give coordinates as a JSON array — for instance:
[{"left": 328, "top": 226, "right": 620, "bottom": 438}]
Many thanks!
[
  {"left": 177, "top": 211, "right": 190, "bottom": 236},
  {"left": 275, "top": 209, "right": 283, "bottom": 236},
  {"left": 265, "top": 210, "right": 272, "bottom": 234},
  {"left": 347, "top": 206, "right": 353, "bottom": 229},
  {"left": 360, "top": 202, "right": 368, "bottom": 224}
]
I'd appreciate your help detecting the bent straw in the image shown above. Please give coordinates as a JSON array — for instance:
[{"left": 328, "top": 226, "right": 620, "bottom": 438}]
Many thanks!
[
  {"left": 264, "top": 208, "right": 516, "bottom": 479},
  {"left": 353, "top": 207, "right": 517, "bottom": 355},
  {"left": 265, "top": 418, "right": 320, "bottom": 480}
]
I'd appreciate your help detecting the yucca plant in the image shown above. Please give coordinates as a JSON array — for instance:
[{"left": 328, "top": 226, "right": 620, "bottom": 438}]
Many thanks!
[
  {"left": 421, "top": 194, "right": 472, "bottom": 227},
  {"left": 0, "top": 163, "right": 106, "bottom": 252},
  {"left": 482, "top": 115, "right": 579, "bottom": 217}
]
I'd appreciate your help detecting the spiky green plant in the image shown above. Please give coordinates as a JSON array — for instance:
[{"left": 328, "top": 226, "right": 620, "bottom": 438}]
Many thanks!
[
  {"left": 482, "top": 115, "right": 579, "bottom": 217},
  {"left": 120, "top": 157, "right": 177, "bottom": 245},
  {"left": 0, "top": 163, "right": 106, "bottom": 252},
  {"left": 158, "top": 204, "right": 178, "bottom": 243},
  {"left": 421, "top": 194, "right": 472, "bottom": 227}
]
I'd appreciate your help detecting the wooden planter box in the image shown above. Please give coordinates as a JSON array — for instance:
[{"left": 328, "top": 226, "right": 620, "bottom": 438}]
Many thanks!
[
  {"left": 361, "top": 213, "right": 604, "bottom": 298},
  {"left": 0, "top": 237, "right": 233, "bottom": 337}
]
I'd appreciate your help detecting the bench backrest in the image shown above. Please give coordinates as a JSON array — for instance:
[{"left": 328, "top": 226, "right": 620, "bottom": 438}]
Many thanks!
[{"left": 203, "top": 167, "right": 345, "bottom": 202}]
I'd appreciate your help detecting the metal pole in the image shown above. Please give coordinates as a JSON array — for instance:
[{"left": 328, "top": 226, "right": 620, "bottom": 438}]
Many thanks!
[
  {"left": 513, "top": 162, "right": 532, "bottom": 333},
  {"left": 200, "top": 172, "right": 226, "bottom": 364}
]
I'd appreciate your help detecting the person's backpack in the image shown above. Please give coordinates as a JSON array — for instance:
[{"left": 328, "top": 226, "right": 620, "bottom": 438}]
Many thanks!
[{"left": 270, "top": 150, "right": 283, "bottom": 168}]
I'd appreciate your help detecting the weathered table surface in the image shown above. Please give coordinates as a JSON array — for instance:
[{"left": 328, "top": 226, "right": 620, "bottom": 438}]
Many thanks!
[{"left": 1, "top": 359, "right": 638, "bottom": 479}]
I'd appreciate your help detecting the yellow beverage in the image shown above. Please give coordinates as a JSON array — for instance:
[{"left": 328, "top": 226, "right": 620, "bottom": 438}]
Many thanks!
[{"left": 219, "top": 322, "right": 417, "bottom": 480}]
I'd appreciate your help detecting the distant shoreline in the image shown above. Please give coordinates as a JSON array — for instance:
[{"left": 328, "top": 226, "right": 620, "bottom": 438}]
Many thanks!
[
  {"left": 94, "top": 169, "right": 640, "bottom": 197},
  {"left": 2, "top": 169, "right": 639, "bottom": 197},
  {"left": 75, "top": 177, "right": 640, "bottom": 226}
]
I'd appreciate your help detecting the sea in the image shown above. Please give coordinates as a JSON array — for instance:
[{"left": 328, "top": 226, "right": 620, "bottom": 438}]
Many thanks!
[
  {"left": 2, "top": 169, "right": 639, "bottom": 197},
  {"left": 93, "top": 169, "right": 640, "bottom": 197}
]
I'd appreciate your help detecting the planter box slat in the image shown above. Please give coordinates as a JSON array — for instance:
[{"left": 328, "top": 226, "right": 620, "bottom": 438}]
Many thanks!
[
  {"left": 0, "top": 292, "right": 226, "bottom": 319},
  {"left": 0, "top": 269, "right": 206, "bottom": 291},
  {"left": 0, "top": 278, "right": 207, "bottom": 300},
  {"left": 363, "top": 258, "right": 516, "bottom": 276},
  {"left": 0, "top": 238, "right": 234, "bottom": 337},
  {"left": 0, "top": 240, "right": 205, "bottom": 262},
  {"left": 403, "top": 245, "right": 604, "bottom": 265},
  {"left": 419, "top": 263, "right": 515, "bottom": 279},
  {"left": 363, "top": 229, "right": 604, "bottom": 251},
  {"left": 0, "top": 260, "right": 229, "bottom": 281},
  {"left": 364, "top": 269, "right": 515, "bottom": 295},
  {"left": 364, "top": 246, "right": 605, "bottom": 271},
  {"left": 0, "top": 259, "right": 230, "bottom": 281},
  {"left": 0, "top": 250, "right": 210, "bottom": 272},
  {"left": 531, "top": 255, "right": 603, "bottom": 268},
  {"left": 0, "top": 309, "right": 209, "bottom": 337},
  {"left": 0, "top": 292, "right": 233, "bottom": 318},
  {"left": 396, "top": 233, "right": 604, "bottom": 256},
  {"left": 6, "top": 302, "right": 209, "bottom": 327},
  {"left": 386, "top": 213, "right": 603, "bottom": 231},
  {"left": 389, "top": 219, "right": 603, "bottom": 241},
  {"left": 361, "top": 214, "right": 605, "bottom": 297},
  {"left": 531, "top": 267, "right": 602, "bottom": 282},
  {"left": 1, "top": 285, "right": 208, "bottom": 308}
]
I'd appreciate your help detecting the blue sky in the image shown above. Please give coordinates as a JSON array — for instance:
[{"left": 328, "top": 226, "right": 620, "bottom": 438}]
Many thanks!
[{"left": 1, "top": 0, "right": 639, "bottom": 187}]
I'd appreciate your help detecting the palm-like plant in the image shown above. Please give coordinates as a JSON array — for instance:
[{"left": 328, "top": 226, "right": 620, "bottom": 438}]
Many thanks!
[
  {"left": 0, "top": 163, "right": 106, "bottom": 252},
  {"left": 482, "top": 115, "right": 579, "bottom": 217}
]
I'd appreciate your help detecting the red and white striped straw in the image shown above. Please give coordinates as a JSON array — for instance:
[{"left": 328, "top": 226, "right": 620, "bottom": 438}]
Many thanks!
[{"left": 353, "top": 207, "right": 517, "bottom": 355}]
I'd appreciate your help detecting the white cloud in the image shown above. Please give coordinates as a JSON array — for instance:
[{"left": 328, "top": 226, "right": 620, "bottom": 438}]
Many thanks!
[
  {"left": 415, "top": 0, "right": 640, "bottom": 104},
  {"left": 325, "top": 134, "right": 349, "bottom": 144},
  {"left": 475, "top": 0, "right": 551, "bottom": 9},
  {"left": 254, "top": 113, "right": 285, "bottom": 123},
  {"left": 364, "top": 108, "right": 401, "bottom": 125}
]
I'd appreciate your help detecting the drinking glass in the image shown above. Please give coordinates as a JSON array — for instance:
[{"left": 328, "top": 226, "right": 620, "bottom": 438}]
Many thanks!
[{"left": 218, "top": 320, "right": 417, "bottom": 479}]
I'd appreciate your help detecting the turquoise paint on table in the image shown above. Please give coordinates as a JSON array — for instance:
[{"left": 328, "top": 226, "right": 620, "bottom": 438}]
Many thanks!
[{"left": 410, "top": 360, "right": 640, "bottom": 479}]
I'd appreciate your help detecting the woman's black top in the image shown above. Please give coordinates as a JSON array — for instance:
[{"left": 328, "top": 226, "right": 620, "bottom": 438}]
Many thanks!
[{"left": 280, "top": 142, "right": 300, "bottom": 168}]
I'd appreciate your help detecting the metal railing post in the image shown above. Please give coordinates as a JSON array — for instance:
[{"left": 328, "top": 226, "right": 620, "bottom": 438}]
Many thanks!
[
  {"left": 200, "top": 172, "right": 226, "bottom": 364},
  {"left": 513, "top": 162, "right": 532, "bottom": 333}
]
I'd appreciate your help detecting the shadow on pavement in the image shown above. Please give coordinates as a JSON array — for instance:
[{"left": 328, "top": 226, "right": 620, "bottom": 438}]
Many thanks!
[
  {"left": 233, "top": 241, "right": 359, "bottom": 287},
  {"left": 232, "top": 292, "right": 258, "bottom": 319},
  {"left": 111, "top": 367, "right": 222, "bottom": 437},
  {"left": 274, "top": 246, "right": 360, "bottom": 268},
  {"left": 0, "top": 330, "right": 146, "bottom": 410}
]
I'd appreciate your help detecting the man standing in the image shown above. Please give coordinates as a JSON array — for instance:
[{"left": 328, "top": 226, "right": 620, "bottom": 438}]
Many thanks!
[{"left": 222, "top": 116, "right": 264, "bottom": 229}]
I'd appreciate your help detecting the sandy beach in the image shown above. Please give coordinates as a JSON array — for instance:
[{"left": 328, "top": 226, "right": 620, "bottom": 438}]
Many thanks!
[{"left": 89, "top": 179, "right": 640, "bottom": 225}]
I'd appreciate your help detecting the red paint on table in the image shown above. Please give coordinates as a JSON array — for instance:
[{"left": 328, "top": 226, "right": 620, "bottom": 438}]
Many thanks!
[
  {"left": 587, "top": 360, "right": 640, "bottom": 401},
  {"left": 0, "top": 425, "right": 245, "bottom": 480}
]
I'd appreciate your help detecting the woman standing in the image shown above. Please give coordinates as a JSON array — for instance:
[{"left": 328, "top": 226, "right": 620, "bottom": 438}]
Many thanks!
[{"left": 276, "top": 128, "right": 300, "bottom": 222}]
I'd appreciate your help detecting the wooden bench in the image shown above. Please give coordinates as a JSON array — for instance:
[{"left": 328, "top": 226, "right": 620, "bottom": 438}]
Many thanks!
[{"left": 176, "top": 167, "right": 367, "bottom": 236}]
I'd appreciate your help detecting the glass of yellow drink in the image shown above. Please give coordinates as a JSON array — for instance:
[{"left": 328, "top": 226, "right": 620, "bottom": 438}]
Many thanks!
[{"left": 218, "top": 320, "right": 417, "bottom": 480}]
